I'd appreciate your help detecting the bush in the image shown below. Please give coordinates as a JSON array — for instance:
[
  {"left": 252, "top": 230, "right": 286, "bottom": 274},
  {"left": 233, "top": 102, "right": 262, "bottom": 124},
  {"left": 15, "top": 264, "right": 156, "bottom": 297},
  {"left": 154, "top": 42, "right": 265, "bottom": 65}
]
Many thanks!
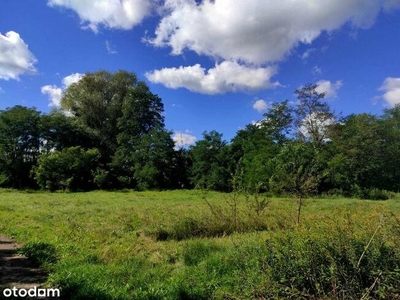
[
  {"left": 35, "top": 147, "right": 100, "bottom": 191},
  {"left": 357, "top": 188, "right": 394, "bottom": 200}
]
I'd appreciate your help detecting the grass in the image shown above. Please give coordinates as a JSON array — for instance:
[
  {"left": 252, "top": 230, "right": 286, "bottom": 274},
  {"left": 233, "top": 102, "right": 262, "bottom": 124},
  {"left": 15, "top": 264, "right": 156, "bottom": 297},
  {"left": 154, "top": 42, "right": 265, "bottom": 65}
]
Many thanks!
[{"left": 1, "top": 189, "right": 400, "bottom": 299}]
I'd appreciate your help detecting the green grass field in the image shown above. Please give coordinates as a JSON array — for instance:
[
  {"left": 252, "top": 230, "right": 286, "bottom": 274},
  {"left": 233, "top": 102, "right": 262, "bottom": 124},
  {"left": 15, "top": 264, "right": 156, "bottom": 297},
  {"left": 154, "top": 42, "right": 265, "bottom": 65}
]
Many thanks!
[{"left": 1, "top": 190, "right": 400, "bottom": 299}]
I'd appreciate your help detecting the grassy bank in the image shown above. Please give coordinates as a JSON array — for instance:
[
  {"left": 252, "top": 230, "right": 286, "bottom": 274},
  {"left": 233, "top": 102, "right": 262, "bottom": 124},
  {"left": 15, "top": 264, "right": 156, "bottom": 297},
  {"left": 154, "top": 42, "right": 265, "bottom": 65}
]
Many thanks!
[{"left": 1, "top": 190, "right": 400, "bottom": 299}]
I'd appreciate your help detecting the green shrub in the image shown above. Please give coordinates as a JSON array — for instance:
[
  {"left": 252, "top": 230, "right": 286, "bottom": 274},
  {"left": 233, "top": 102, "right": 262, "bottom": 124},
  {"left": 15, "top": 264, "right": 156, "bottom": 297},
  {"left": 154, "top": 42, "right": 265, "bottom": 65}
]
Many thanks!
[{"left": 359, "top": 188, "right": 394, "bottom": 200}]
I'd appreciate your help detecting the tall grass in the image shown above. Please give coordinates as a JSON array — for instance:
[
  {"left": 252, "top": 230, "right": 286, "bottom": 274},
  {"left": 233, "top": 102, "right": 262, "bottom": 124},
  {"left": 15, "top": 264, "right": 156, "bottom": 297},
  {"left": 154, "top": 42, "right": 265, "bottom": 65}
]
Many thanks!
[{"left": 1, "top": 189, "right": 400, "bottom": 299}]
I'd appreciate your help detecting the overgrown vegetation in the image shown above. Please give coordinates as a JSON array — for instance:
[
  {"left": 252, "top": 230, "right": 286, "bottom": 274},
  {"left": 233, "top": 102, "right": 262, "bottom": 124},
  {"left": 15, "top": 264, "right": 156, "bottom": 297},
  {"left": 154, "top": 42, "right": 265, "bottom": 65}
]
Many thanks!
[
  {"left": 1, "top": 190, "right": 400, "bottom": 299},
  {"left": 2, "top": 69, "right": 400, "bottom": 298},
  {"left": 1, "top": 71, "right": 400, "bottom": 199}
]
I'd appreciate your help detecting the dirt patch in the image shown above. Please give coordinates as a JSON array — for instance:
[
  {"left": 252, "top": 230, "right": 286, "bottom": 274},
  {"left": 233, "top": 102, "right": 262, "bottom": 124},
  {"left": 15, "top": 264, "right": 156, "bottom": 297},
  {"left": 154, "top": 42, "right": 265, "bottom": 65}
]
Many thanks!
[{"left": 0, "top": 236, "right": 60, "bottom": 299}]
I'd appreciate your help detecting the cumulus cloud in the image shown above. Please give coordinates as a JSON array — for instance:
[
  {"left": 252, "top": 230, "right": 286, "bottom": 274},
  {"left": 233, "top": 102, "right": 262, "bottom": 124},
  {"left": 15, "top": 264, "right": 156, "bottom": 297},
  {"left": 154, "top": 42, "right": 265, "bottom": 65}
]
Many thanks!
[
  {"left": 148, "top": 0, "right": 395, "bottom": 64},
  {"left": 316, "top": 80, "right": 343, "bottom": 98},
  {"left": 146, "top": 61, "right": 278, "bottom": 94},
  {"left": 172, "top": 131, "right": 197, "bottom": 149},
  {"left": 379, "top": 77, "right": 400, "bottom": 106},
  {"left": 0, "top": 31, "right": 37, "bottom": 80},
  {"left": 62, "top": 73, "right": 83, "bottom": 88},
  {"left": 253, "top": 99, "right": 268, "bottom": 112},
  {"left": 47, "top": 0, "right": 151, "bottom": 32},
  {"left": 41, "top": 85, "right": 63, "bottom": 107},
  {"left": 41, "top": 73, "right": 83, "bottom": 107}
]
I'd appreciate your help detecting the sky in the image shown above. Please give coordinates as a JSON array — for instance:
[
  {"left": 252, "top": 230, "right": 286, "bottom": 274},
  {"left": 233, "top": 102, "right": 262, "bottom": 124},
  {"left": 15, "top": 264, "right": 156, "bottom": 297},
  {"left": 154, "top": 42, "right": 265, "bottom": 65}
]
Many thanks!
[{"left": 1, "top": 0, "right": 400, "bottom": 147}]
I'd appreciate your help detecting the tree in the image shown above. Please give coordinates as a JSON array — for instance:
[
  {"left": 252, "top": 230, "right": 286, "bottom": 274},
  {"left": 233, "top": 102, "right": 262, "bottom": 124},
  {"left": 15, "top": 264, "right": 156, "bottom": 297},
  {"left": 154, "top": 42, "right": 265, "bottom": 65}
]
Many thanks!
[
  {"left": 230, "top": 124, "right": 278, "bottom": 192},
  {"left": 111, "top": 82, "right": 170, "bottom": 189},
  {"left": 295, "top": 84, "right": 334, "bottom": 146},
  {"left": 379, "top": 105, "right": 400, "bottom": 192},
  {"left": 61, "top": 70, "right": 139, "bottom": 160},
  {"left": 171, "top": 148, "right": 193, "bottom": 189},
  {"left": 325, "top": 113, "right": 384, "bottom": 195},
  {"left": 0, "top": 106, "right": 41, "bottom": 188},
  {"left": 61, "top": 70, "right": 170, "bottom": 189},
  {"left": 39, "top": 111, "right": 95, "bottom": 153},
  {"left": 190, "top": 131, "right": 231, "bottom": 191},
  {"left": 261, "top": 99, "right": 294, "bottom": 144},
  {"left": 114, "top": 127, "right": 175, "bottom": 190},
  {"left": 271, "top": 142, "right": 321, "bottom": 223},
  {"left": 35, "top": 147, "right": 100, "bottom": 191}
]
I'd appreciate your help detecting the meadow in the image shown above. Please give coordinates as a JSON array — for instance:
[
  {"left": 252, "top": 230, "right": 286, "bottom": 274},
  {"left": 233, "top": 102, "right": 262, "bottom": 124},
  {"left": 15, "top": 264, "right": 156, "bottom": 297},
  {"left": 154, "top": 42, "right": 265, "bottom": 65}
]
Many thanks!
[{"left": 1, "top": 189, "right": 400, "bottom": 299}]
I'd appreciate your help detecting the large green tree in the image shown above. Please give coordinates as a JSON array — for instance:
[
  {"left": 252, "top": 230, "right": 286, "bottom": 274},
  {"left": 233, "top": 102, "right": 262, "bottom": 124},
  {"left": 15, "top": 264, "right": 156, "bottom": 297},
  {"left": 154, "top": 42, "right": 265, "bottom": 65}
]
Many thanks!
[
  {"left": 61, "top": 70, "right": 139, "bottom": 159},
  {"left": 230, "top": 124, "right": 278, "bottom": 192},
  {"left": 0, "top": 106, "right": 41, "bottom": 188},
  {"left": 325, "top": 113, "right": 383, "bottom": 194},
  {"left": 190, "top": 130, "right": 231, "bottom": 191},
  {"left": 61, "top": 70, "right": 172, "bottom": 189},
  {"left": 39, "top": 111, "right": 95, "bottom": 153},
  {"left": 379, "top": 105, "right": 400, "bottom": 192}
]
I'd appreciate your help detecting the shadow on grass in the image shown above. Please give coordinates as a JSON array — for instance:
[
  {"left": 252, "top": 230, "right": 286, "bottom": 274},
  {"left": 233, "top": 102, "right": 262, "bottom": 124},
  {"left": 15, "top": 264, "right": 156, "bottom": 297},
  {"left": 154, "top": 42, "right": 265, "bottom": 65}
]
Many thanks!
[{"left": 0, "top": 237, "right": 51, "bottom": 299}]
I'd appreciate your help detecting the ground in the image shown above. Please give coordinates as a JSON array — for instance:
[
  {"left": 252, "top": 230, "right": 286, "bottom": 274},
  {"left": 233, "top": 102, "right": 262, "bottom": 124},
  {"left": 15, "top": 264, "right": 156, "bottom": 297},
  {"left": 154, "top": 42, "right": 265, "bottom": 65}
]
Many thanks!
[{"left": 0, "top": 236, "right": 57, "bottom": 300}]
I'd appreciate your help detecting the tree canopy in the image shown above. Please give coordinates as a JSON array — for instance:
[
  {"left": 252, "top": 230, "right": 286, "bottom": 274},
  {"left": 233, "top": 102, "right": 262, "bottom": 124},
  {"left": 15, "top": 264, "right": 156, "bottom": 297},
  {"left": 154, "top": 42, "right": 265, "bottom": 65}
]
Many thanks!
[{"left": 0, "top": 74, "right": 399, "bottom": 198}]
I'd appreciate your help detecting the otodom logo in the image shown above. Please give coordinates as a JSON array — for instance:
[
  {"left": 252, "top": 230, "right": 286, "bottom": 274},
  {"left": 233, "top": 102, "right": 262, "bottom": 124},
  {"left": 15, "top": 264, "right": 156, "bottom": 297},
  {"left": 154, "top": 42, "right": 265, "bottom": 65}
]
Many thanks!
[{"left": 2, "top": 286, "right": 60, "bottom": 298}]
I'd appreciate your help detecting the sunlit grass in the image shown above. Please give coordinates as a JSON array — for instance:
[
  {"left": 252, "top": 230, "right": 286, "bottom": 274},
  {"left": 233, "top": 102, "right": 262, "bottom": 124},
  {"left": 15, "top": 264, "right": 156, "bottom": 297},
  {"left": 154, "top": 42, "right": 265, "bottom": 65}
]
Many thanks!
[{"left": 1, "top": 189, "right": 400, "bottom": 299}]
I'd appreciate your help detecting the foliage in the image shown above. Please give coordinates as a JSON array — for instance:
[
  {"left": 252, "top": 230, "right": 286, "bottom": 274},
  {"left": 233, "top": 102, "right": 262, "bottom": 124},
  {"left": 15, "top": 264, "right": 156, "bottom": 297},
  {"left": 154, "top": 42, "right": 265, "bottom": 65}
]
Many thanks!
[
  {"left": 61, "top": 70, "right": 138, "bottom": 157},
  {"left": 0, "top": 106, "right": 41, "bottom": 188},
  {"left": 35, "top": 146, "right": 100, "bottom": 191},
  {"left": 39, "top": 111, "right": 95, "bottom": 153},
  {"left": 271, "top": 141, "right": 321, "bottom": 223},
  {"left": 294, "top": 83, "right": 335, "bottom": 146},
  {"left": 1, "top": 77, "right": 400, "bottom": 196},
  {"left": 190, "top": 130, "right": 231, "bottom": 192}
]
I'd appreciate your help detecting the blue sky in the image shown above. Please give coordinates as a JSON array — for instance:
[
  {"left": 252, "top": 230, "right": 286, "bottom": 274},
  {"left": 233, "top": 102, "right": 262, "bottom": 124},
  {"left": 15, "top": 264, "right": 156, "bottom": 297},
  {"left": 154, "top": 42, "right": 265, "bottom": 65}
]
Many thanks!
[{"left": 1, "top": 0, "right": 400, "bottom": 146}]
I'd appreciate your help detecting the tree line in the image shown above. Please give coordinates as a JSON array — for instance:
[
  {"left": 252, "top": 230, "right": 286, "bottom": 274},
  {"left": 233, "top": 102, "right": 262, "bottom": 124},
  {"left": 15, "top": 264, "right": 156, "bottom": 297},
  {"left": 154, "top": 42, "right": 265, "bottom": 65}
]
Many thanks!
[{"left": 1, "top": 70, "right": 399, "bottom": 198}]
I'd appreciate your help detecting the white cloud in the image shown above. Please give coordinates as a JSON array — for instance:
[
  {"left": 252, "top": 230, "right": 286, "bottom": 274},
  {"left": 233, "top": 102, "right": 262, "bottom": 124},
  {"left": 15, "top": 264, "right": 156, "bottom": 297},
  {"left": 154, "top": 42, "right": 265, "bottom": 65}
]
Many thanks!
[
  {"left": 0, "top": 87, "right": 4, "bottom": 93},
  {"left": 172, "top": 131, "right": 197, "bottom": 149},
  {"left": 379, "top": 77, "right": 400, "bottom": 106},
  {"left": 42, "top": 73, "right": 83, "bottom": 107},
  {"left": 105, "top": 40, "right": 118, "bottom": 54},
  {"left": 0, "top": 31, "right": 37, "bottom": 80},
  {"left": 146, "top": 61, "right": 278, "bottom": 94},
  {"left": 62, "top": 73, "right": 83, "bottom": 88},
  {"left": 316, "top": 80, "right": 343, "bottom": 98},
  {"left": 47, "top": 0, "right": 152, "bottom": 32},
  {"left": 253, "top": 99, "right": 268, "bottom": 112},
  {"left": 41, "top": 85, "right": 63, "bottom": 107},
  {"left": 148, "top": 0, "right": 394, "bottom": 65}
]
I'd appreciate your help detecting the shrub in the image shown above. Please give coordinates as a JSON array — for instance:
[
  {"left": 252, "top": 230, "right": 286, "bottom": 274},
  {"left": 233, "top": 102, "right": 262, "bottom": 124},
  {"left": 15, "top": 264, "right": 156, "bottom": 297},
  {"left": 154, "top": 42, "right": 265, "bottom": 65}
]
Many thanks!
[{"left": 34, "top": 147, "right": 100, "bottom": 191}]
